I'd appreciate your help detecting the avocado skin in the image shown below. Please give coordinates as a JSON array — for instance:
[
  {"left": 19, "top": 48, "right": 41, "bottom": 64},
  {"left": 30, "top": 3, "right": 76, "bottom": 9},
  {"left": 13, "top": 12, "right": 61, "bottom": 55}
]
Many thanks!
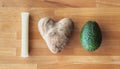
[{"left": 80, "top": 21, "right": 102, "bottom": 51}]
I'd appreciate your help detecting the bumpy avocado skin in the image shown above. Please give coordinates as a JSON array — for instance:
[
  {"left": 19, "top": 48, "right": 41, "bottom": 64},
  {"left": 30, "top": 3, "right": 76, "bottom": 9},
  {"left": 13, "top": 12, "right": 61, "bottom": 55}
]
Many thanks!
[{"left": 80, "top": 21, "right": 102, "bottom": 51}]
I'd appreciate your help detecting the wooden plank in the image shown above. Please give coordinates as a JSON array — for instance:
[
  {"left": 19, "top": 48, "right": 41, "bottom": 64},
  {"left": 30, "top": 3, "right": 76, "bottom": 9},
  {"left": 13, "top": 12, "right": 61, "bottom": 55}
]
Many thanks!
[
  {"left": 57, "top": 56, "right": 120, "bottom": 64},
  {"left": 0, "top": 56, "right": 58, "bottom": 64},
  {"left": 2, "top": 0, "right": 96, "bottom": 8},
  {"left": 55, "top": 8, "right": 120, "bottom": 16},
  {"left": 96, "top": 0, "right": 120, "bottom": 7},
  {"left": 0, "top": 39, "right": 21, "bottom": 48},
  {"left": 0, "top": 0, "right": 2, "bottom": 7},
  {"left": 0, "top": 32, "right": 16, "bottom": 40},
  {"left": 1, "top": 0, "right": 120, "bottom": 8},
  {"left": 0, "top": 48, "right": 16, "bottom": 56},
  {"left": 0, "top": 56, "right": 119, "bottom": 64},
  {"left": 0, "top": 64, "right": 37, "bottom": 69},
  {"left": 38, "top": 64, "right": 120, "bottom": 69},
  {"left": 2, "top": 0, "right": 120, "bottom": 8},
  {"left": 44, "top": 0, "right": 96, "bottom": 7}
]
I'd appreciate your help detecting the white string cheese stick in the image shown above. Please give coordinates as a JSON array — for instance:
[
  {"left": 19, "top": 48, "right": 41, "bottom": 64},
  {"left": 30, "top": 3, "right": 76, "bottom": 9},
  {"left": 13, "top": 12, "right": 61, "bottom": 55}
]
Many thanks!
[{"left": 21, "top": 12, "right": 29, "bottom": 57}]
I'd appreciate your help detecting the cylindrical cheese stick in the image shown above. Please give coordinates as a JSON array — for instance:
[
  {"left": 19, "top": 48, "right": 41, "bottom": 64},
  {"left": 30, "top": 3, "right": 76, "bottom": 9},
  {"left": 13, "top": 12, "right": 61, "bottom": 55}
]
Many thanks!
[{"left": 21, "top": 12, "right": 29, "bottom": 57}]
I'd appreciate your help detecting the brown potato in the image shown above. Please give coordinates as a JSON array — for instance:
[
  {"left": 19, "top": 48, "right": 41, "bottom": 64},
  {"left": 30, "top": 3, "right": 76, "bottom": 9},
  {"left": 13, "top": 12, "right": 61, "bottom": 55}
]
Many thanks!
[{"left": 38, "top": 17, "right": 74, "bottom": 54}]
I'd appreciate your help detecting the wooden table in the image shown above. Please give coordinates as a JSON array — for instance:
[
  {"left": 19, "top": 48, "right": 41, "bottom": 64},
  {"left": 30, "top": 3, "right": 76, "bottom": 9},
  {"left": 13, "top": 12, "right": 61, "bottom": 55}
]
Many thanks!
[{"left": 0, "top": 0, "right": 120, "bottom": 69}]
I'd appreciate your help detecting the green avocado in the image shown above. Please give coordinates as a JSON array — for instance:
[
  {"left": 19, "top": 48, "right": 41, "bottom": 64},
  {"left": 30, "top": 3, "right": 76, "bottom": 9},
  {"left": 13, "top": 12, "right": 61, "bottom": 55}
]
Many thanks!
[{"left": 80, "top": 21, "right": 102, "bottom": 51}]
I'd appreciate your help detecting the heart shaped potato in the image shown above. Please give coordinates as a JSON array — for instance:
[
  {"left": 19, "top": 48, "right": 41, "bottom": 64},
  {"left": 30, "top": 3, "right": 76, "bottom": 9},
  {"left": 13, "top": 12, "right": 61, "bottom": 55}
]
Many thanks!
[{"left": 38, "top": 17, "right": 74, "bottom": 54}]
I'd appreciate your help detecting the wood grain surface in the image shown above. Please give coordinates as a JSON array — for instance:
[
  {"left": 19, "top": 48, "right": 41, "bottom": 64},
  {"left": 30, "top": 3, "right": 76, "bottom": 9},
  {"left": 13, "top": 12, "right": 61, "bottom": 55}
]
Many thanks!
[{"left": 0, "top": 0, "right": 120, "bottom": 69}]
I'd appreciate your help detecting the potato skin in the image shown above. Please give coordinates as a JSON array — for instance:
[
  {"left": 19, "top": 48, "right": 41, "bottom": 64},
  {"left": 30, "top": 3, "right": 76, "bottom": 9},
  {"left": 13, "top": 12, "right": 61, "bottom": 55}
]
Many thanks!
[{"left": 38, "top": 17, "right": 74, "bottom": 54}]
